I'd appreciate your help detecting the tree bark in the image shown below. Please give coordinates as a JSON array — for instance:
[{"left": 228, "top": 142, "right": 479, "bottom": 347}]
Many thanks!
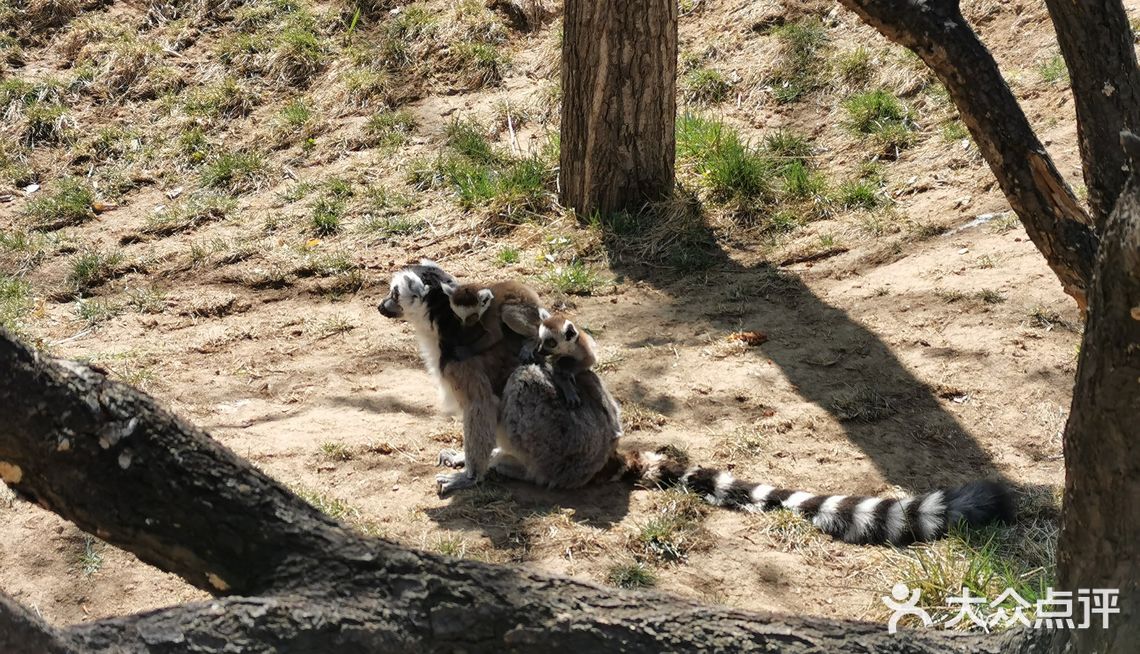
[
  {"left": 839, "top": 0, "right": 1099, "bottom": 310},
  {"left": 559, "top": 0, "right": 677, "bottom": 217},
  {"left": 0, "top": 329, "right": 1034, "bottom": 652},
  {"left": 1052, "top": 132, "right": 1140, "bottom": 654},
  {"left": 1043, "top": 0, "right": 1140, "bottom": 229}
]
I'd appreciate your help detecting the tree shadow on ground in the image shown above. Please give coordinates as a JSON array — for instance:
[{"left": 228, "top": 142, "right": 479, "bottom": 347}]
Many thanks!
[{"left": 598, "top": 217, "right": 1012, "bottom": 493}]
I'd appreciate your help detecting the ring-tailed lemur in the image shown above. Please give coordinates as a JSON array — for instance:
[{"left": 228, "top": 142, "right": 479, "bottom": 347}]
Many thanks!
[
  {"left": 377, "top": 261, "right": 1015, "bottom": 544},
  {"left": 536, "top": 314, "right": 598, "bottom": 409},
  {"left": 443, "top": 280, "right": 549, "bottom": 363}
]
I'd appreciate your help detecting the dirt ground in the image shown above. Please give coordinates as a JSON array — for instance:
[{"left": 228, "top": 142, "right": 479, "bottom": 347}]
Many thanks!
[{"left": 0, "top": 0, "right": 1102, "bottom": 632}]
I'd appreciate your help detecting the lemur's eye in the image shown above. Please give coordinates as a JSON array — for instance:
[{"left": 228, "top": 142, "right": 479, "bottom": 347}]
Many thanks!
[{"left": 543, "top": 338, "right": 556, "bottom": 349}]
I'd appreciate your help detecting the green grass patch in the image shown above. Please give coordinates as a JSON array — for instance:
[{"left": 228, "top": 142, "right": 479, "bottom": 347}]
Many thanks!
[
  {"left": 768, "top": 20, "right": 828, "bottom": 103},
  {"left": 1038, "top": 54, "right": 1069, "bottom": 85},
  {"left": 543, "top": 260, "right": 601, "bottom": 295},
  {"left": 364, "top": 109, "right": 415, "bottom": 148},
  {"left": 607, "top": 561, "right": 657, "bottom": 589},
  {"left": 633, "top": 489, "right": 709, "bottom": 564},
  {"left": 68, "top": 248, "right": 125, "bottom": 294},
  {"left": 278, "top": 98, "right": 313, "bottom": 130},
  {"left": 836, "top": 179, "right": 881, "bottom": 210},
  {"left": 143, "top": 193, "right": 236, "bottom": 237},
  {"left": 445, "top": 118, "right": 498, "bottom": 163},
  {"left": 182, "top": 77, "right": 254, "bottom": 119},
  {"left": 312, "top": 197, "right": 345, "bottom": 234},
  {"left": 836, "top": 46, "right": 873, "bottom": 85},
  {"left": 676, "top": 113, "right": 777, "bottom": 208},
  {"left": 682, "top": 66, "right": 731, "bottom": 104},
  {"left": 22, "top": 178, "right": 94, "bottom": 231},
  {"left": 0, "top": 274, "right": 32, "bottom": 333},
  {"left": 781, "top": 161, "right": 827, "bottom": 200},
  {"left": 360, "top": 215, "right": 424, "bottom": 237},
  {"left": 201, "top": 151, "right": 267, "bottom": 193},
  {"left": 496, "top": 245, "right": 520, "bottom": 265},
  {"left": 941, "top": 120, "right": 970, "bottom": 142},
  {"left": 452, "top": 41, "right": 509, "bottom": 87},
  {"left": 843, "top": 89, "right": 915, "bottom": 150},
  {"left": 74, "top": 298, "right": 124, "bottom": 325}
]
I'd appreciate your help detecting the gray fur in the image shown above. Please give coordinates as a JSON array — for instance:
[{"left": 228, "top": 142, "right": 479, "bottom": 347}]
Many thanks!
[{"left": 497, "top": 364, "right": 623, "bottom": 488}]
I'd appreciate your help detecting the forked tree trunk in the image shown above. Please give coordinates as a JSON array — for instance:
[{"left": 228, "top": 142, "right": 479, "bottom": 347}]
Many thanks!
[
  {"left": 559, "top": 0, "right": 677, "bottom": 217},
  {"left": 1043, "top": 0, "right": 1140, "bottom": 229},
  {"left": 839, "top": 0, "right": 1099, "bottom": 310},
  {"left": 1052, "top": 132, "right": 1140, "bottom": 654}
]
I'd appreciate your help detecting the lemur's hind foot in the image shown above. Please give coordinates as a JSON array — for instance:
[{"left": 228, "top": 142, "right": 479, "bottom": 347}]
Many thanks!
[{"left": 436, "top": 470, "right": 478, "bottom": 496}]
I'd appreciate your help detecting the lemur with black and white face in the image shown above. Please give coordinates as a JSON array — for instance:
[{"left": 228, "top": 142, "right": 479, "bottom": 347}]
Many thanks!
[
  {"left": 443, "top": 280, "right": 548, "bottom": 364},
  {"left": 536, "top": 314, "right": 598, "bottom": 409},
  {"left": 378, "top": 261, "right": 1017, "bottom": 546}
]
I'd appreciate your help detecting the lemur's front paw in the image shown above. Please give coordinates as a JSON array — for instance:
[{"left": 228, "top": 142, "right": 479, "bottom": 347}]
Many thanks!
[
  {"left": 436, "top": 471, "right": 478, "bottom": 497},
  {"left": 564, "top": 389, "right": 582, "bottom": 409},
  {"left": 437, "top": 448, "right": 465, "bottom": 468}
]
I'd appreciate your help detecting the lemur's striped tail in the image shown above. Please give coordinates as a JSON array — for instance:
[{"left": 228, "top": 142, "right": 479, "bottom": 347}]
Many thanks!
[{"left": 598, "top": 447, "right": 1015, "bottom": 546}]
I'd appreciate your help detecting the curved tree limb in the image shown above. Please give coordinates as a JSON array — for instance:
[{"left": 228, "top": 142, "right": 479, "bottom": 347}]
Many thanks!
[
  {"left": 1043, "top": 0, "right": 1140, "bottom": 229},
  {"left": 839, "top": 0, "right": 1099, "bottom": 310},
  {"left": 0, "top": 329, "right": 1031, "bottom": 652}
]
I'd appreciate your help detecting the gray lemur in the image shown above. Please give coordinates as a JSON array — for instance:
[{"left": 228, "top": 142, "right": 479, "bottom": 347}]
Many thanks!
[
  {"left": 536, "top": 313, "right": 598, "bottom": 409},
  {"left": 443, "top": 280, "right": 548, "bottom": 363},
  {"left": 378, "top": 261, "right": 1017, "bottom": 545}
]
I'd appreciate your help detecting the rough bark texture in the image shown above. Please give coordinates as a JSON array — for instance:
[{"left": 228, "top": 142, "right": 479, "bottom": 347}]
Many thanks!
[
  {"left": 839, "top": 0, "right": 1098, "bottom": 310},
  {"left": 559, "top": 0, "right": 677, "bottom": 217},
  {"left": 0, "top": 330, "right": 1035, "bottom": 652},
  {"left": 1043, "top": 0, "right": 1140, "bottom": 228},
  {"left": 1052, "top": 133, "right": 1140, "bottom": 654}
]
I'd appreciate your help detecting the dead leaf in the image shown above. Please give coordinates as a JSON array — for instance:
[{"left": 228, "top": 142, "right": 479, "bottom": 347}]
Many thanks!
[{"left": 727, "top": 331, "right": 768, "bottom": 346}]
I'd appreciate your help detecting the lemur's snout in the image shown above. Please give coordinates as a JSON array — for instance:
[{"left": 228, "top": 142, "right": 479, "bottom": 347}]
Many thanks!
[{"left": 378, "top": 298, "right": 401, "bottom": 318}]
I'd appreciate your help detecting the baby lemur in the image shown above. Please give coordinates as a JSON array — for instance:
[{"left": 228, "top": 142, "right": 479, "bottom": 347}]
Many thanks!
[
  {"left": 444, "top": 280, "right": 546, "bottom": 363},
  {"left": 536, "top": 314, "right": 597, "bottom": 409}
]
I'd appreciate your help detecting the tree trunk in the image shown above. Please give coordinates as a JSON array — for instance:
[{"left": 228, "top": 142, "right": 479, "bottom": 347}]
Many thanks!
[
  {"left": 0, "top": 329, "right": 1035, "bottom": 652},
  {"left": 559, "top": 0, "right": 677, "bottom": 217},
  {"left": 1043, "top": 0, "right": 1140, "bottom": 229},
  {"left": 839, "top": 0, "right": 1099, "bottom": 311},
  {"left": 1052, "top": 132, "right": 1140, "bottom": 654}
]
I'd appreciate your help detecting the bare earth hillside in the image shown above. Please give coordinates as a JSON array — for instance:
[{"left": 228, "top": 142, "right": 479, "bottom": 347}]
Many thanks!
[{"left": 1, "top": 0, "right": 1118, "bottom": 632}]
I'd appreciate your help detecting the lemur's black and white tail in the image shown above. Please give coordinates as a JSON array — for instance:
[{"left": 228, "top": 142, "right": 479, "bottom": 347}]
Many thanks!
[{"left": 599, "top": 448, "right": 1015, "bottom": 546}]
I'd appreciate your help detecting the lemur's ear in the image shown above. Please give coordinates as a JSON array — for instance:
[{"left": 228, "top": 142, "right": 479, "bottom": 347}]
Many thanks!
[
  {"left": 478, "top": 289, "right": 494, "bottom": 305},
  {"left": 538, "top": 307, "right": 551, "bottom": 321},
  {"left": 400, "top": 271, "right": 427, "bottom": 298},
  {"left": 441, "top": 280, "right": 457, "bottom": 297},
  {"left": 563, "top": 322, "right": 578, "bottom": 341}
]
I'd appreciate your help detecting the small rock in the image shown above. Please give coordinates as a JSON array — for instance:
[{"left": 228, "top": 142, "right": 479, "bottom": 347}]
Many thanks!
[
  {"left": 24, "top": 183, "right": 39, "bottom": 194},
  {"left": 166, "top": 186, "right": 184, "bottom": 200},
  {"left": 958, "top": 248, "right": 969, "bottom": 255}
]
